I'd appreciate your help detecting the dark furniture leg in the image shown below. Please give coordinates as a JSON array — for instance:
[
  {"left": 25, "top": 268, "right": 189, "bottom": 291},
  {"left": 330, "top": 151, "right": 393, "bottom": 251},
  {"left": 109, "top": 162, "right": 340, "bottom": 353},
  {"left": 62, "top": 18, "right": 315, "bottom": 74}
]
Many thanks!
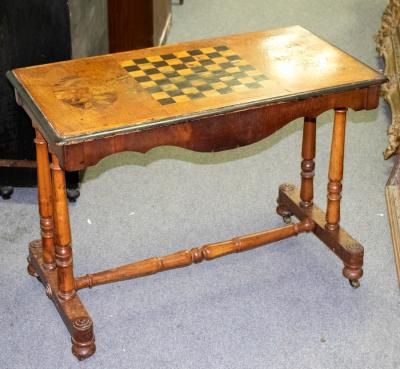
[
  {"left": 0, "top": 163, "right": 80, "bottom": 203},
  {"left": 0, "top": 185, "right": 13, "bottom": 199},
  {"left": 66, "top": 180, "right": 80, "bottom": 203},
  {"left": 0, "top": 183, "right": 79, "bottom": 202}
]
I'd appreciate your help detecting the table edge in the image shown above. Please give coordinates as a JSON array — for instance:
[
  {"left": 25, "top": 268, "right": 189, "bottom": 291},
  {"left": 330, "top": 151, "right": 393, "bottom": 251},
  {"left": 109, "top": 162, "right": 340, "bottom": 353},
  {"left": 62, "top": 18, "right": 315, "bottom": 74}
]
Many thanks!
[
  {"left": 6, "top": 70, "right": 58, "bottom": 141},
  {"left": 7, "top": 68, "right": 386, "bottom": 146}
]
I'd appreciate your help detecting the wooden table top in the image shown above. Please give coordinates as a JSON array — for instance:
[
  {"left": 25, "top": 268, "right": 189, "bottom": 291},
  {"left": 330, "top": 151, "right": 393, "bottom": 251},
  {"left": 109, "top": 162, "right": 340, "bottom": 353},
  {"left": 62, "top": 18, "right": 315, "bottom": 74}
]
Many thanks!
[{"left": 7, "top": 25, "right": 385, "bottom": 144}]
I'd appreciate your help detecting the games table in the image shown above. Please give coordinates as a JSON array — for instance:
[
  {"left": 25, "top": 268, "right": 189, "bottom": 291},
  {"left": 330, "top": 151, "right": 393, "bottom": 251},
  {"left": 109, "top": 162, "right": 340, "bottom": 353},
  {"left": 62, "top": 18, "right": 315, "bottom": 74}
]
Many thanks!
[{"left": 7, "top": 26, "right": 386, "bottom": 359}]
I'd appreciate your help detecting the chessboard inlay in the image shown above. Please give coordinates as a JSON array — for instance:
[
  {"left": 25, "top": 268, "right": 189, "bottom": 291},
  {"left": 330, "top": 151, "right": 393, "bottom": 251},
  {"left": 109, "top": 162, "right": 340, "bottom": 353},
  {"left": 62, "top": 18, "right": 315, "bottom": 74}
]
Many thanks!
[{"left": 120, "top": 45, "right": 269, "bottom": 105}]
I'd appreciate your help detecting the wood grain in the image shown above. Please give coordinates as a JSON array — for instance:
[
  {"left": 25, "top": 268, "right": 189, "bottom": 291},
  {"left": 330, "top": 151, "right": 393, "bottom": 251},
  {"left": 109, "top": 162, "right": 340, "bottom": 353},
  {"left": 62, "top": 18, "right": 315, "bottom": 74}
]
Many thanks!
[
  {"left": 9, "top": 26, "right": 385, "bottom": 142},
  {"left": 326, "top": 108, "right": 347, "bottom": 231},
  {"left": 108, "top": 0, "right": 154, "bottom": 52},
  {"left": 34, "top": 130, "right": 56, "bottom": 270},
  {"left": 51, "top": 155, "right": 76, "bottom": 300},
  {"left": 108, "top": 0, "right": 171, "bottom": 52},
  {"left": 75, "top": 218, "right": 314, "bottom": 290},
  {"left": 52, "top": 86, "right": 380, "bottom": 171},
  {"left": 300, "top": 117, "right": 316, "bottom": 207}
]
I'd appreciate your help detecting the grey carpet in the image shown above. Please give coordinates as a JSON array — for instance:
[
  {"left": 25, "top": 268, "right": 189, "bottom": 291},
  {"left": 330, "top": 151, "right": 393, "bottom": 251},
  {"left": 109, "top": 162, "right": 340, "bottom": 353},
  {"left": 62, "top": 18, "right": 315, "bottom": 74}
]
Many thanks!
[{"left": 0, "top": 1, "right": 398, "bottom": 368}]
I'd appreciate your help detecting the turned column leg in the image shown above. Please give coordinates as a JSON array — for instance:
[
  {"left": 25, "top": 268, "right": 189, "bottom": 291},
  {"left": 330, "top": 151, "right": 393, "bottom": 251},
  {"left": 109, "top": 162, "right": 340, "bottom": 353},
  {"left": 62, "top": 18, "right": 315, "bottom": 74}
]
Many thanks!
[
  {"left": 51, "top": 154, "right": 76, "bottom": 300},
  {"left": 28, "top": 130, "right": 56, "bottom": 276},
  {"left": 300, "top": 117, "right": 316, "bottom": 208},
  {"left": 326, "top": 108, "right": 347, "bottom": 231},
  {"left": 326, "top": 108, "right": 363, "bottom": 286}
]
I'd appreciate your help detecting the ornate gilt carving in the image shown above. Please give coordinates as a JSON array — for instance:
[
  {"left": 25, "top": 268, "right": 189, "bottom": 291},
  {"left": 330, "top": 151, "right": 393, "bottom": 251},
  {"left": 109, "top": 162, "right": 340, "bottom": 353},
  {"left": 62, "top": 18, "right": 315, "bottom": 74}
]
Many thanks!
[
  {"left": 376, "top": 0, "right": 400, "bottom": 158},
  {"left": 377, "top": 1, "right": 400, "bottom": 287}
]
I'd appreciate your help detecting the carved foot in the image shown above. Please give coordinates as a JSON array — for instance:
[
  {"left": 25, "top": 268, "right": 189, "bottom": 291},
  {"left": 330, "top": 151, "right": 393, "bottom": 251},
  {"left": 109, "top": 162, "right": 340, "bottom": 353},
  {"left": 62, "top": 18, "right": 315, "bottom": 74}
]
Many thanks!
[
  {"left": 27, "top": 258, "right": 38, "bottom": 277},
  {"left": 27, "top": 260, "right": 42, "bottom": 283},
  {"left": 71, "top": 317, "right": 96, "bottom": 360},
  {"left": 28, "top": 242, "right": 96, "bottom": 359},
  {"left": 27, "top": 240, "right": 42, "bottom": 281},
  {"left": 0, "top": 186, "right": 14, "bottom": 200}
]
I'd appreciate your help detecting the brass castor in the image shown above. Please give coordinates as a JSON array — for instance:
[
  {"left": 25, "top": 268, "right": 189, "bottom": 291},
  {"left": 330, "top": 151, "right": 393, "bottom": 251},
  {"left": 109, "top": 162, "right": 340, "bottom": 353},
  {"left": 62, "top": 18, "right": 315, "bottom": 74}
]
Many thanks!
[
  {"left": 283, "top": 215, "right": 292, "bottom": 224},
  {"left": 276, "top": 203, "right": 293, "bottom": 224},
  {"left": 349, "top": 279, "right": 360, "bottom": 289},
  {"left": 343, "top": 265, "right": 362, "bottom": 289}
]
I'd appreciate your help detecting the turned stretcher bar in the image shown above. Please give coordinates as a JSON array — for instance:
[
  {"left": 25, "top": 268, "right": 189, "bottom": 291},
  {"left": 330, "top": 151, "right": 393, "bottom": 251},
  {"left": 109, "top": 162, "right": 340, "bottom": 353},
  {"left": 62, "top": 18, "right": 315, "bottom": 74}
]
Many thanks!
[{"left": 74, "top": 218, "right": 314, "bottom": 290}]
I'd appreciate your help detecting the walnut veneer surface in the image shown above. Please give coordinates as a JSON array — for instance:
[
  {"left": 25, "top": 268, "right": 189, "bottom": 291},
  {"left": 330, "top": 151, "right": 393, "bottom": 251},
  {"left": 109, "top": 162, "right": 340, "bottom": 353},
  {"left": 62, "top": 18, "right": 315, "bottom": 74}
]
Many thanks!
[{"left": 9, "top": 26, "right": 383, "bottom": 142}]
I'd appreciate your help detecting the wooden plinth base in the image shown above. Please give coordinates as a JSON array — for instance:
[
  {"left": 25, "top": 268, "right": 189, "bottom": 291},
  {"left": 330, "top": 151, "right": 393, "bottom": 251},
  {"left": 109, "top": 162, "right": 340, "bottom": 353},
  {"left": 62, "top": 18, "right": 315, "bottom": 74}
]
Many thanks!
[
  {"left": 277, "top": 183, "right": 363, "bottom": 287},
  {"left": 26, "top": 183, "right": 363, "bottom": 360},
  {"left": 28, "top": 240, "right": 96, "bottom": 360}
]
